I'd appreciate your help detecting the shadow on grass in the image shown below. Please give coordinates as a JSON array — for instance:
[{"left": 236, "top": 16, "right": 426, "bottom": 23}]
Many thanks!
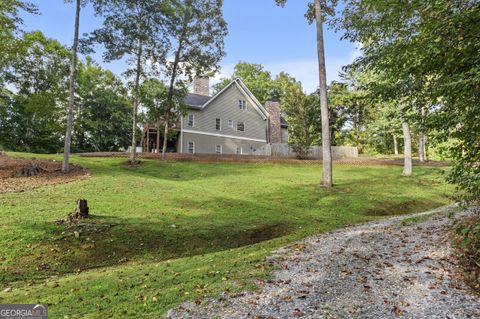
[
  {"left": 1, "top": 163, "right": 450, "bottom": 286},
  {"left": 85, "top": 159, "right": 264, "bottom": 182},
  {"left": 4, "top": 209, "right": 293, "bottom": 284},
  {"left": 364, "top": 199, "right": 445, "bottom": 216}
]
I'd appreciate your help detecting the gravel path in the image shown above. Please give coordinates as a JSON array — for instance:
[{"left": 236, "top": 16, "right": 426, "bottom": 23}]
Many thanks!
[{"left": 167, "top": 206, "right": 480, "bottom": 319}]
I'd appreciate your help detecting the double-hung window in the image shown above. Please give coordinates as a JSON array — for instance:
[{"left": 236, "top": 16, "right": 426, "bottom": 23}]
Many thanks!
[
  {"left": 228, "top": 120, "right": 234, "bottom": 128},
  {"left": 236, "top": 121, "right": 245, "bottom": 132},
  {"left": 187, "top": 141, "right": 195, "bottom": 154},
  {"left": 215, "top": 144, "right": 222, "bottom": 154},
  {"left": 187, "top": 114, "right": 195, "bottom": 127},
  {"left": 236, "top": 147, "right": 242, "bottom": 155},
  {"left": 238, "top": 100, "right": 246, "bottom": 110},
  {"left": 215, "top": 118, "right": 221, "bottom": 131}
]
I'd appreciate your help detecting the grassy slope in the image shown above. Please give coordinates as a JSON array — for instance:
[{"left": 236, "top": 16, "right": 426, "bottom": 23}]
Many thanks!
[{"left": 0, "top": 153, "right": 452, "bottom": 318}]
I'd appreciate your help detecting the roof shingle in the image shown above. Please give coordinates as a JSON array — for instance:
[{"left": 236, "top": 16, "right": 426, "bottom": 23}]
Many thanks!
[{"left": 184, "top": 93, "right": 212, "bottom": 109}]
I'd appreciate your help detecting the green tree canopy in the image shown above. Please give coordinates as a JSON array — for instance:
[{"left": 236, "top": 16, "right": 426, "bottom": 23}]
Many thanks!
[
  {"left": 0, "top": 0, "right": 38, "bottom": 84},
  {"left": 213, "top": 62, "right": 299, "bottom": 105},
  {"left": 0, "top": 31, "right": 70, "bottom": 153},
  {"left": 73, "top": 58, "right": 132, "bottom": 152},
  {"left": 85, "top": 0, "right": 172, "bottom": 163},
  {"left": 338, "top": 0, "right": 480, "bottom": 201},
  {"left": 283, "top": 84, "right": 318, "bottom": 158}
]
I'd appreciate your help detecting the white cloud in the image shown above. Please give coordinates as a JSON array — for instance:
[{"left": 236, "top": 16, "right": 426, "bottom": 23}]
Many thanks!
[{"left": 214, "top": 47, "right": 362, "bottom": 93}]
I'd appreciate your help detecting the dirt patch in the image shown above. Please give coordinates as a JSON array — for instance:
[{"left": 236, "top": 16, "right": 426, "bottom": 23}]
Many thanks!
[{"left": 0, "top": 155, "right": 89, "bottom": 194}]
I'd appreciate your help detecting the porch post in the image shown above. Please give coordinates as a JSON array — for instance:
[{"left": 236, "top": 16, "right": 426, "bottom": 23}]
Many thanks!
[{"left": 180, "top": 116, "right": 184, "bottom": 153}]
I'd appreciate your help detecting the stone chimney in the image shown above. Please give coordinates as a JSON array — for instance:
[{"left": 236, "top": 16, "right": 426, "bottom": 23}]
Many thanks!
[
  {"left": 265, "top": 101, "right": 282, "bottom": 144},
  {"left": 193, "top": 76, "right": 210, "bottom": 96}
]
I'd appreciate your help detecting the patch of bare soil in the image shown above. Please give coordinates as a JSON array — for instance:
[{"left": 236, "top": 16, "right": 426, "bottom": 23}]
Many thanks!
[{"left": 0, "top": 155, "right": 89, "bottom": 194}]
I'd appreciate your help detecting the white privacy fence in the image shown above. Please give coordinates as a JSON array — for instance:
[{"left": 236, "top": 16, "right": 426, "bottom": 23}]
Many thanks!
[{"left": 267, "top": 144, "right": 358, "bottom": 159}]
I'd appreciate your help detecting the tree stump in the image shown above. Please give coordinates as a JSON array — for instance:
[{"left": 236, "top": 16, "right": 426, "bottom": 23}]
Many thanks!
[
  {"left": 55, "top": 199, "right": 90, "bottom": 224},
  {"left": 73, "top": 199, "right": 89, "bottom": 219},
  {"left": 19, "top": 165, "right": 45, "bottom": 177}
]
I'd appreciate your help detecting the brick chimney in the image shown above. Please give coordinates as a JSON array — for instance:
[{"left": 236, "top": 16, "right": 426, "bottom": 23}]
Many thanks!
[
  {"left": 193, "top": 76, "right": 210, "bottom": 96},
  {"left": 265, "top": 101, "right": 282, "bottom": 144}
]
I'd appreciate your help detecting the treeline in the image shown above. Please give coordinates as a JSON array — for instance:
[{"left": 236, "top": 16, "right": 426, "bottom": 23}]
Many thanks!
[
  {"left": 0, "top": 32, "right": 132, "bottom": 153},
  {"left": 216, "top": 62, "right": 445, "bottom": 161},
  {"left": 1, "top": 0, "right": 227, "bottom": 166}
]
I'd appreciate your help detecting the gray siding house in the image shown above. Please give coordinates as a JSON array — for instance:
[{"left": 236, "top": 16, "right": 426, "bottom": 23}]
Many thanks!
[{"left": 143, "top": 77, "right": 288, "bottom": 155}]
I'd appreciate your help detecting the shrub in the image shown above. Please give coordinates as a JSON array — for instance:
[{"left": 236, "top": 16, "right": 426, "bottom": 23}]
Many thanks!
[{"left": 291, "top": 145, "right": 311, "bottom": 159}]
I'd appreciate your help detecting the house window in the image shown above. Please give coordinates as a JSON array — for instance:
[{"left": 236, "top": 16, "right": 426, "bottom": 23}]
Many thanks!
[
  {"left": 215, "top": 118, "right": 221, "bottom": 130},
  {"left": 236, "top": 147, "right": 242, "bottom": 155},
  {"left": 238, "top": 100, "right": 246, "bottom": 110},
  {"left": 187, "top": 141, "right": 195, "bottom": 154},
  {"left": 215, "top": 144, "right": 222, "bottom": 154},
  {"left": 236, "top": 121, "right": 245, "bottom": 132},
  {"left": 188, "top": 114, "right": 194, "bottom": 127},
  {"left": 228, "top": 120, "right": 233, "bottom": 128}
]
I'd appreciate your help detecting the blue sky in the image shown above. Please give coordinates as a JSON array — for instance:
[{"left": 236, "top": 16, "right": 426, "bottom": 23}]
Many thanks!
[{"left": 22, "top": 0, "right": 359, "bottom": 93}]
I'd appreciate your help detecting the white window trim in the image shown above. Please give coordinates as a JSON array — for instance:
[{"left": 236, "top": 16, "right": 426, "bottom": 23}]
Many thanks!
[
  {"left": 215, "top": 144, "right": 222, "bottom": 154},
  {"left": 238, "top": 100, "right": 247, "bottom": 110},
  {"left": 215, "top": 118, "right": 222, "bottom": 131},
  {"left": 236, "top": 147, "right": 242, "bottom": 155},
  {"left": 228, "top": 119, "right": 233, "bottom": 128},
  {"left": 200, "top": 80, "right": 267, "bottom": 120},
  {"left": 182, "top": 129, "right": 266, "bottom": 143},
  {"left": 187, "top": 141, "right": 195, "bottom": 154},
  {"left": 236, "top": 121, "right": 245, "bottom": 132},
  {"left": 188, "top": 114, "right": 195, "bottom": 127}
]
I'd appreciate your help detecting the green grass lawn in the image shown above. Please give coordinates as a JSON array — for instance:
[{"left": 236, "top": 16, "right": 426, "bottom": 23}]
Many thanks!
[{"left": 0, "top": 153, "right": 452, "bottom": 318}]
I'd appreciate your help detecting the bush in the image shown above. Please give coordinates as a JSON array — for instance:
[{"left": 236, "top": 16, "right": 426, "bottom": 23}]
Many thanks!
[
  {"left": 452, "top": 209, "right": 480, "bottom": 292},
  {"left": 291, "top": 144, "right": 311, "bottom": 159}
]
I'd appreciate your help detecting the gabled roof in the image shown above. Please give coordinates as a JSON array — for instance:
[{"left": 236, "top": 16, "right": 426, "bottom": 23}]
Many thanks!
[
  {"left": 184, "top": 78, "right": 268, "bottom": 120},
  {"left": 184, "top": 93, "right": 212, "bottom": 109}
]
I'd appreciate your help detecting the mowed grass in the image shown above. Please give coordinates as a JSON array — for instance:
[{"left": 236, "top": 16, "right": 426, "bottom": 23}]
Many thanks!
[{"left": 0, "top": 153, "right": 452, "bottom": 318}]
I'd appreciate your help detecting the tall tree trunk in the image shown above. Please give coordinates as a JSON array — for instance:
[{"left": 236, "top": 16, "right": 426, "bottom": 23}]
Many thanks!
[
  {"left": 418, "top": 131, "right": 426, "bottom": 163},
  {"left": 424, "top": 134, "right": 428, "bottom": 161},
  {"left": 156, "top": 127, "right": 160, "bottom": 154},
  {"left": 162, "top": 116, "right": 169, "bottom": 160},
  {"left": 62, "top": 0, "right": 81, "bottom": 173},
  {"left": 315, "top": 0, "right": 332, "bottom": 187},
  {"left": 393, "top": 134, "right": 399, "bottom": 156},
  {"left": 130, "top": 42, "right": 143, "bottom": 164},
  {"left": 402, "top": 122, "right": 413, "bottom": 176},
  {"left": 163, "top": 3, "right": 190, "bottom": 159},
  {"left": 146, "top": 127, "right": 149, "bottom": 153},
  {"left": 140, "top": 126, "right": 145, "bottom": 153}
]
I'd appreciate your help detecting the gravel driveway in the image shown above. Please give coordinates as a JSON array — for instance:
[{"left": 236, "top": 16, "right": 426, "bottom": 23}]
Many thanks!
[{"left": 167, "top": 206, "right": 480, "bottom": 319}]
